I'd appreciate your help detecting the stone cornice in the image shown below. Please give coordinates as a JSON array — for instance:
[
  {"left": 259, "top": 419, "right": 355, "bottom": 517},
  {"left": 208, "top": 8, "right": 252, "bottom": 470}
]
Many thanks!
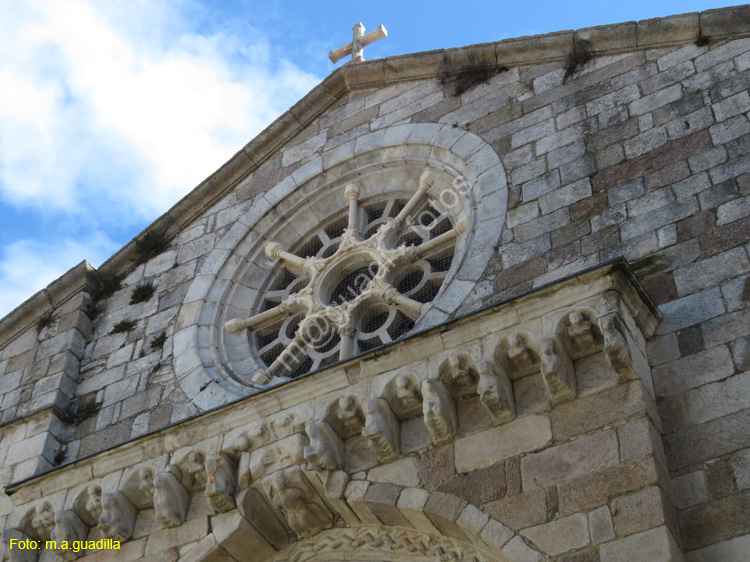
[
  {"left": 0, "top": 261, "right": 95, "bottom": 350},
  {"left": 2, "top": 260, "right": 663, "bottom": 561},
  {"left": 5, "top": 259, "right": 658, "bottom": 495}
]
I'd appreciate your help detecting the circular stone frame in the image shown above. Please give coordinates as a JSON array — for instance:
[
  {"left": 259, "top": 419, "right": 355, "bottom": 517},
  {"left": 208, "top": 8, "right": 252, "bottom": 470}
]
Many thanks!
[{"left": 173, "top": 123, "right": 508, "bottom": 411}]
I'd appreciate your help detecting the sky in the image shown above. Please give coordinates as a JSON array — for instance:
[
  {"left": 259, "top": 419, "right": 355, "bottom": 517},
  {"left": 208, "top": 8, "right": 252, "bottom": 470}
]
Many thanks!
[{"left": 0, "top": 0, "right": 741, "bottom": 319}]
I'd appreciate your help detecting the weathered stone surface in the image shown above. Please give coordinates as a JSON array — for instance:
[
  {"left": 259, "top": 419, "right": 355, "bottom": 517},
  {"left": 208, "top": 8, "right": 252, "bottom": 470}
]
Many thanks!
[
  {"left": 558, "top": 457, "right": 661, "bottom": 516},
  {"left": 211, "top": 512, "right": 274, "bottom": 562},
  {"left": 368, "top": 457, "right": 421, "bottom": 487},
  {"left": 144, "top": 516, "right": 209, "bottom": 556},
  {"left": 665, "top": 408, "right": 750, "bottom": 469},
  {"left": 588, "top": 505, "right": 615, "bottom": 543},
  {"left": 673, "top": 247, "right": 750, "bottom": 296},
  {"left": 671, "top": 470, "right": 707, "bottom": 509},
  {"left": 656, "top": 287, "right": 725, "bottom": 335},
  {"left": 457, "top": 395, "right": 492, "bottom": 434},
  {"left": 520, "top": 513, "right": 590, "bottom": 556},
  {"left": 454, "top": 415, "right": 551, "bottom": 473},
  {"left": 686, "top": 533, "right": 750, "bottom": 562},
  {"left": 419, "top": 444, "right": 455, "bottom": 488},
  {"left": 178, "top": 534, "right": 234, "bottom": 562},
  {"left": 702, "top": 308, "right": 750, "bottom": 348},
  {"left": 684, "top": 371, "right": 750, "bottom": 424},
  {"left": 732, "top": 448, "right": 750, "bottom": 490},
  {"left": 502, "top": 535, "right": 543, "bottom": 562},
  {"left": 705, "top": 457, "right": 737, "bottom": 499},
  {"left": 611, "top": 486, "right": 671, "bottom": 538},
  {"left": 423, "top": 491, "right": 469, "bottom": 540},
  {"left": 455, "top": 503, "right": 489, "bottom": 545},
  {"left": 678, "top": 489, "right": 750, "bottom": 550},
  {"left": 557, "top": 548, "right": 601, "bottom": 562},
  {"left": 600, "top": 526, "right": 681, "bottom": 562},
  {"left": 399, "top": 416, "right": 433, "bottom": 454},
  {"left": 364, "top": 483, "right": 410, "bottom": 527},
  {"left": 480, "top": 518, "right": 514, "bottom": 551},
  {"left": 438, "top": 463, "right": 507, "bottom": 504},
  {"left": 653, "top": 345, "right": 735, "bottom": 396},
  {"left": 485, "top": 489, "right": 547, "bottom": 531},
  {"left": 396, "top": 488, "right": 440, "bottom": 535},
  {"left": 550, "top": 382, "right": 649, "bottom": 440},
  {"left": 618, "top": 417, "right": 666, "bottom": 470},
  {"left": 521, "top": 430, "right": 619, "bottom": 490}
]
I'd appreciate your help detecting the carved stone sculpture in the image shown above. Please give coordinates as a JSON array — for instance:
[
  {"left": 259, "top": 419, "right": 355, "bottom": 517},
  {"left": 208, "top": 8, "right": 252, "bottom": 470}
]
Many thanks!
[
  {"left": 539, "top": 337, "right": 577, "bottom": 405},
  {"left": 225, "top": 434, "right": 252, "bottom": 458},
  {"left": 476, "top": 359, "right": 515, "bottom": 424},
  {"left": 362, "top": 398, "right": 400, "bottom": 462},
  {"left": 599, "top": 313, "right": 636, "bottom": 382},
  {"left": 265, "top": 468, "right": 332, "bottom": 539},
  {"left": 121, "top": 466, "right": 156, "bottom": 509},
  {"left": 421, "top": 379, "right": 456, "bottom": 446},
  {"left": 269, "top": 526, "right": 493, "bottom": 562},
  {"left": 249, "top": 433, "right": 308, "bottom": 481},
  {"left": 99, "top": 492, "right": 137, "bottom": 542},
  {"left": 51, "top": 510, "right": 87, "bottom": 560},
  {"left": 439, "top": 352, "right": 478, "bottom": 399},
  {"left": 304, "top": 420, "right": 344, "bottom": 471},
  {"left": 154, "top": 465, "right": 190, "bottom": 528},
  {"left": 272, "top": 412, "right": 305, "bottom": 440},
  {"left": 205, "top": 453, "right": 237, "bottom": 513},
  {"left": 395, "top": 374, "right": 422, "bottom": 414},
  {"left": 507, "top": 333, "right": 536, "bottom": 373},
  {"left": 183, "top": 450, "right": 207, "bottom": 490},
  {"left": 30, "top": 501, "right": 55, "bottom": 540},
  {"left": 567, "top": 311, "right": 599, "bottom": 354},
  {"left": 334, "top": 395, "right": 366, "bottom": 438},
  {"left": 83, "top": 485, "right": 103, "bottom": 523}
]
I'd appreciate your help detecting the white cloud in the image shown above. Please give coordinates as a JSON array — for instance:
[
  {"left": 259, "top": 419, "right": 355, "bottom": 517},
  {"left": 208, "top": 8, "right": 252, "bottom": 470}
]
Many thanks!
[
  {"left": 0, "top": 236, "right": 121, "bottom": 318},
  {"left": 0, "top": 0, "right": 322, "bottom": 318},
  {"left": 0, "top": 0, "right": 321, "bottom": 218}
]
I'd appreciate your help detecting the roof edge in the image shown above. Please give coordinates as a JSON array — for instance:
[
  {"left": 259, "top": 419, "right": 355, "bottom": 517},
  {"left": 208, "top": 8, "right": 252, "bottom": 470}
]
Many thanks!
[{"left": 0, "top": 261, "right": 95, "bottom": 349}]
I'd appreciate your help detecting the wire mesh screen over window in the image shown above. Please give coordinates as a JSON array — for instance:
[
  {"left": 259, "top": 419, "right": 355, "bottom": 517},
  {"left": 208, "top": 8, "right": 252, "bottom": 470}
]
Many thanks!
[{"left": 225, "top": 179, "right": 466, "bottom": 384}]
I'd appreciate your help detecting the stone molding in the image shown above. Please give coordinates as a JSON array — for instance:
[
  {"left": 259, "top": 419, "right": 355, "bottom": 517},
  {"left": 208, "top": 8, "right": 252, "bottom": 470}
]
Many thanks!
[
  {"left": 2, "top": 262, "right": 661, "bottom": 561},
  {"left": 0, "top": 262, "right": 94, "bottom": 352}
]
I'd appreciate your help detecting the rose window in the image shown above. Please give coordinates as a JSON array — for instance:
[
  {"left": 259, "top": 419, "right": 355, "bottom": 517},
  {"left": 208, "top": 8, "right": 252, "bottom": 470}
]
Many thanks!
[{"left": 225, "top": 172, "right": 467, "bottom": 384}]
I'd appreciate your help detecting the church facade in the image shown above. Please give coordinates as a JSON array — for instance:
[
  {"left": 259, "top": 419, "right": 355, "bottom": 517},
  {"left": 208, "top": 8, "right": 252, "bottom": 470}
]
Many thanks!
[{"left": 1, "top": 6, "right": 750, "bottom": 561}]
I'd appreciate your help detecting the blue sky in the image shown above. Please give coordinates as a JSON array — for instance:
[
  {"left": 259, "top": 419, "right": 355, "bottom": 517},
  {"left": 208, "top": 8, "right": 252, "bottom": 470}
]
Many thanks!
[{"left": 0, "top": 0, "right": 740, "bottom": 318}]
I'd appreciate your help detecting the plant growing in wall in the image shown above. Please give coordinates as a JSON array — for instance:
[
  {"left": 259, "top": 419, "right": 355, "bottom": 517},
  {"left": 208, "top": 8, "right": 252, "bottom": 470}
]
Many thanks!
[
  {"left": 130, "top": 281, "right": 157, "bottom": 304},
  {"left": 437, "top": 53, "right": 508, "bottom": 97},
  {"left": 91, "top": 272, "right": 124, "bottom": 302},
  {"left": 133, "top": 229, "right": 174, "bottom": 265},
  {"left": 110, "top": 319, "right": 137, "bottom": 334},
  {"left": 36, "top": 310, "right": 57, "bottom": 333},
  {"left": 84, "top": 301, "right": 104, "bottom": 320},
  {"left": 53, "top": 446, "right": 67, "bottom": 466},
  {"left": 75, "top": 400, "right": 101, "bottom": 424},
  {"left": 150, "top": 331, "right": 167, "bottom": 350},
  {"left": 563, "top": 39, "right": 593, "bottom": 83}
]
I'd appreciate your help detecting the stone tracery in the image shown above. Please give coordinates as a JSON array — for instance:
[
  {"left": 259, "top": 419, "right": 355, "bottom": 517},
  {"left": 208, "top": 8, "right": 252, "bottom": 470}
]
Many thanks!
[{"left": 225, "top": 172, "right": 465, "bottom": 384}]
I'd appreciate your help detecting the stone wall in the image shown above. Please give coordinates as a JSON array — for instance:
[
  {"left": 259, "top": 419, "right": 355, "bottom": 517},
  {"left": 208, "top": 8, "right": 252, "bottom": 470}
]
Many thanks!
[
  {"left": 1, "top": 6, "right": 750, "bottom": 560},
  {"left": 2, "top": 266, "right": 681, "bottom": 562}
]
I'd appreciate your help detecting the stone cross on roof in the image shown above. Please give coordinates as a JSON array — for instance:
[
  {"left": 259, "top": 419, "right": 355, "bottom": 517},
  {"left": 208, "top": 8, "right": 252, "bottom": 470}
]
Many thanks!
[{"left": 329, "top": 22, "right": 388, "bottom": 64}]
